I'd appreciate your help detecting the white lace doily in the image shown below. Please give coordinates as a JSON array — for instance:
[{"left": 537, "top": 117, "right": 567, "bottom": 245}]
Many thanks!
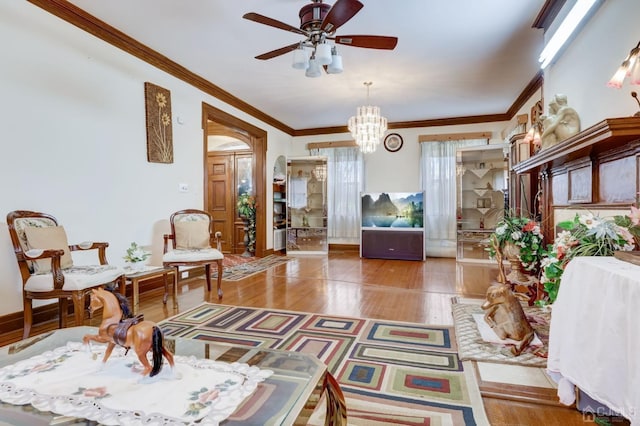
[{"left": 0, "top": 341, "right": 272, "bottom": 425}]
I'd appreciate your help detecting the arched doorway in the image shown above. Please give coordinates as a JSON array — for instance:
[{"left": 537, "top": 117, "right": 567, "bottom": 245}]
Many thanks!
[{"left": 202, "top": 103, "right": 267, "bottom": 258}]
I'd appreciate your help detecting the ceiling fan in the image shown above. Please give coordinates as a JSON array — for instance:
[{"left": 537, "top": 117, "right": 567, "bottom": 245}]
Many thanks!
[{"left": 243, "top": 0, "right": 397, "bottom": 74}]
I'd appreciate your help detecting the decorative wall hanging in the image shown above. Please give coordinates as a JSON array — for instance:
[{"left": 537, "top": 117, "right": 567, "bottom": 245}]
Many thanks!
[{"left": 144, "top": 82, "right": 174, "bottom": 163}]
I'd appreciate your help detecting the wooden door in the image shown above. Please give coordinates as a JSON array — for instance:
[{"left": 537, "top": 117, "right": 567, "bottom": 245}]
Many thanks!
[
  {"left": 207, "top": 154, "right": 233, "bottom": 253},
  {"left": 203, "top": 104, "right": 267, "bottom": 258},
  {"left": 207, "top": 152, "right": 253, "bottom": 254}
]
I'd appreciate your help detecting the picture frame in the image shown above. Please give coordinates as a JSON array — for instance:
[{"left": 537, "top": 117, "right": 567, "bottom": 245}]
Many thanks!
[{"left": 384, "top": 133, "right": 403, "bottom": 152}]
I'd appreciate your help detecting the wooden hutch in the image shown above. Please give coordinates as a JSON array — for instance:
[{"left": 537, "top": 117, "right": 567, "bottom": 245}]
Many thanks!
[{"left": 512, "top": 117, "right": 640, "bottom": 244}]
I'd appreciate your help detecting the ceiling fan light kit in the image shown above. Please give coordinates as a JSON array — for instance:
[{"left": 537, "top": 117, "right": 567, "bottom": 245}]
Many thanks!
[
  {"left": 315, "top": 42, "right": 333, "bottom": 65},
  {"left": 292, "top": 45, "right": 309, "bottom": 70},
  {"left": 243, "top": 0, "right": 397, "bottom": 78},
  {"left": 326, "top": 47, "right": 343, "bottom": 74},
  {"left": 305, "top": 55, "right": 322, "bottom": 78}
]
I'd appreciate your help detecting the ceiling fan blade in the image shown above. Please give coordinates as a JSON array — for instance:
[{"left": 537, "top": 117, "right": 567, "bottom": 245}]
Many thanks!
[
  {"left": 321, "top": 0, "right": 364, "bottom": 33},
  {"left": 254, "top": 42, "right": 301, "bottom": 60},
  {"left": 333, "top": 35, "right": 398, "bottom": 50},
  {"left": 243, "top": 12, "right": 307, "bottom": 36}
]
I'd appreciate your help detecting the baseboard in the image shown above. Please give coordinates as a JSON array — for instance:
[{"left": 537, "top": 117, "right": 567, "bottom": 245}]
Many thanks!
[
  {"left": 0, "top": 274, "right": 173, "bottom": 338},
  {"left": 328, "top": 243, "right": 359, "bottom": 252},
  {"left": 264, "top": 244, "right": 358, "bottom": 254}
]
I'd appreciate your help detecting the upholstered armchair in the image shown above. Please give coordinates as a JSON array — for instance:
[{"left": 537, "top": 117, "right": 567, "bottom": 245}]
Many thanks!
[
  {"left": 6, "top": 210, "right": 125, "bottom": 339},
  {"left": 163, "top": 209, "right": 224, "bottom": 307}
]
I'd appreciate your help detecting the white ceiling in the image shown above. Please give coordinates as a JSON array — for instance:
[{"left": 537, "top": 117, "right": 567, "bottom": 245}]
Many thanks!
[{"left": 66, "top": 0, "right": 545, "bottom": 131}]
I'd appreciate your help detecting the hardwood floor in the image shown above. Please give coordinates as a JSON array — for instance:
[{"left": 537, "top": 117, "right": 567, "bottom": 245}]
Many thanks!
[{"left": 2, "top": 251, "right": 597, "bottom": 425}]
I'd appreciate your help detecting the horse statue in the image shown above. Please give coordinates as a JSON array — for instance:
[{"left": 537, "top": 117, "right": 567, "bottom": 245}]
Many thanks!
[{"left": 83, "top": 287, "right": 175, "bottom": 377}]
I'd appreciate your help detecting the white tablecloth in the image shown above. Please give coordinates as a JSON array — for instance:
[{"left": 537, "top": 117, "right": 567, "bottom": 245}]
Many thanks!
[{"left": 547, "top": 256, "right": 640, "bottom": 425}]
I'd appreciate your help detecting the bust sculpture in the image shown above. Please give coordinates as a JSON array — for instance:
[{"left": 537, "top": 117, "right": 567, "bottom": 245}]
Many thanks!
[{"left": 540, "top": 94, "right": 580, "bottom": 150}]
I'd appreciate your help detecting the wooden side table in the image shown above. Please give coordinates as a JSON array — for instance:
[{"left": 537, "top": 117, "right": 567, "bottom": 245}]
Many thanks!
[{"left": 124, "top": 266, "right": 175, "bottom": 314}]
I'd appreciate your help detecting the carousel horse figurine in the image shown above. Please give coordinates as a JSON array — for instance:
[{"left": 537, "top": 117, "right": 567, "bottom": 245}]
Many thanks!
[{"left": 83, "top": 287, "right": 175, "bottom": 377}]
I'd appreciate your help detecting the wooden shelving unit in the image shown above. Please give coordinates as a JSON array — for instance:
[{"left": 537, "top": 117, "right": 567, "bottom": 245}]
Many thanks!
[
  {"left": 513, "top": 117, "right": 640, "bottom": 243},
  {"left": 273, "top": 180, "right": 286, "bottom": 251}
]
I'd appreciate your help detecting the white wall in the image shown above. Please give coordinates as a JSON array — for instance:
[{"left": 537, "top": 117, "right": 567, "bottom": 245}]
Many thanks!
[
  {"left": 0, "top": 0, "right": 634, "bottom": 318},
  {"left": 0, "top": 2, "right": 290, "bottom": 316},
  {"left": 542, "top": 0, "right": 640, "bottom": 127},
  {"left": 292, "top": 124, "right": 509, "bottom": 195}
]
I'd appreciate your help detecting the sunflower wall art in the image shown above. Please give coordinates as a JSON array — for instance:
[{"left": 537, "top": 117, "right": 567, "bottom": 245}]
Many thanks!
[{"left": 144, "top": 82, "right": 173, "bottom": 163}]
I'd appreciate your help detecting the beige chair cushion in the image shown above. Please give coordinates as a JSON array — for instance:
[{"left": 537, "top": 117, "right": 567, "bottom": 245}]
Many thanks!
[
  {"left": 175, "top": 221, "right": 210, "bottom": 249},
  {"left": 163, "top": 248, "right": 223, "bottom": 263},
  {"left": 24, "top": 226, "right": 73, "bottom": 273},
  {"left": 24, "top": 265, "right": 124, "bottom": 292}
]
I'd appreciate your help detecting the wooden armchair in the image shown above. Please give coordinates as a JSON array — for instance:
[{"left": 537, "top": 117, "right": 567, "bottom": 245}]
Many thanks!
[
  {"left": 163, "top": 209, "right": 224, "bottom": 308},
  {"left": 6, "top": 210, "right": 125, "bottom": 339}
]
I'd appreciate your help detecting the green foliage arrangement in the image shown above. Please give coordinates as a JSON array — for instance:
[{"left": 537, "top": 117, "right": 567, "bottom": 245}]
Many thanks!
[
  {"left": 123, "top": 242, "right": 150, "bottom": 263},
  {"left": 488, "top": 213, "right": 545, "bottom": 273},
  {"left": 539, "top": 211, "right": 638, "bottom": 304},
  {"left": 237, "top": 192, "right": 256, "bottom": 253},
  {"left": 237, "top": 193, "right": 256, "bottom": 219}
]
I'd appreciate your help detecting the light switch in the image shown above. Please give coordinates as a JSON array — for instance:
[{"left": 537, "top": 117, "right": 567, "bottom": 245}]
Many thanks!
[{"left": 179, "top": 183, "right": 189, "bottom": 193}]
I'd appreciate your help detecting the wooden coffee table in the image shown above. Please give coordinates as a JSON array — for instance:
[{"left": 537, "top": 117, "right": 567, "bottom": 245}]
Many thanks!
[
  {"left": 0, "top": 327, "right": 346, "bottom": 425},
  {"left": 124, "top": 266, "right": 175, "bottom": 314}
]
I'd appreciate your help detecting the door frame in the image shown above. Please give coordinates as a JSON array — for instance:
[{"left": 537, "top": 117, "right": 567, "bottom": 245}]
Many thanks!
[{"left": 202, "top": 103, "right": 267, "bottom": 258}]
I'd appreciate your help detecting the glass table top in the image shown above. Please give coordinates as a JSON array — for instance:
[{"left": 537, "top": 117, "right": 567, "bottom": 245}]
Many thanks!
[{"left": 0, "top": 326, "right": 327, "bottom": 425}]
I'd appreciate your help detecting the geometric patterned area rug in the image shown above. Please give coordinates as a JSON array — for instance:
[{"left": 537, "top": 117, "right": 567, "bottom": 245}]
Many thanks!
[
  {"left": 451, "top": 300, "right": 550, "bottom": 368},
  {"left": 159, "top": 303, "right": 490, "bottom": 425},
  {"left": 213, "top": 255, "right": 291, "bottom": 281}
]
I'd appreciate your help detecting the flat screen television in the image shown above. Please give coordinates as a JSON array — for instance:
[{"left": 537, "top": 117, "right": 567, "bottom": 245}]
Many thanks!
[{"left": 361, "top": 192, "right": 424, "bottom": 228}]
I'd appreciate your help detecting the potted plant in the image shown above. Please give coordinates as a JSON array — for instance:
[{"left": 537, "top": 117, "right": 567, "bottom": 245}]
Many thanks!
[
  {"left": 540, "top": 209, "right": 638, "bottom": 305},
  {"left": 237, "top": 192, "right": 256, "bottom": 255},
  {"left": 123, "top": 242, "right": 151, "bottom": 271},
  {"left": 488, "top": 212, "right": 545, "bottom": 285}
]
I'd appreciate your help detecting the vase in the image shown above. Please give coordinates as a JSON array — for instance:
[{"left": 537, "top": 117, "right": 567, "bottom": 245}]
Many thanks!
[
  {"left": 128, "top": 261, "right": 146, "bottom": 272},
  {"left": 240, "top": 216, "right": 252, "bottom": 257},
  {"left": 502, "top": 242, "right": 531, "bottom": 284}
]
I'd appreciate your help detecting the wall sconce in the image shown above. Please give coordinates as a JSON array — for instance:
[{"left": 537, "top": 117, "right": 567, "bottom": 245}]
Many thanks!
[
  {"left": 607, "top": 41, "right": 640, "bottom": 88},
  {"left": 523, "top": 121, "right": 543, "bottom": 154}
]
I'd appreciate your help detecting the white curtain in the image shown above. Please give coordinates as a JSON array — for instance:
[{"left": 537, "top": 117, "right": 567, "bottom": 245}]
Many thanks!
[
  {"left": 310, "top": 147, "right": 363, "bottom": 239},
  {"left": 420, "top": 139, "right": 486, "bottom": 257}
]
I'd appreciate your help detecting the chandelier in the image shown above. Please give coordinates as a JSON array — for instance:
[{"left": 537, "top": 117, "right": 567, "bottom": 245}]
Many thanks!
[{"left": 348, "top": 82, "right": 387, "bottom": 154}]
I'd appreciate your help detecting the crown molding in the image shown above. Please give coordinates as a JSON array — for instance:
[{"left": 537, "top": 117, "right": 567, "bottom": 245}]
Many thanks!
[
  {"left": 533, "top": 0, "right": 567, "bottom": 31},
  {"left": 28, "top": 0, "right": 543, "bottom": 137},
  {"left": 27, "top": 0, "right": 295, "bottom": 135}
]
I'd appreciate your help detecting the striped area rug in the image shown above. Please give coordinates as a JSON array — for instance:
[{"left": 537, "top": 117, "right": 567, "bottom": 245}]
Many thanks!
[
  {"left": 214, "top": 254, "right": 291, "bottom": 281},
  {"left": 159, "top": 303, "right": 490, "bottom": 425}
]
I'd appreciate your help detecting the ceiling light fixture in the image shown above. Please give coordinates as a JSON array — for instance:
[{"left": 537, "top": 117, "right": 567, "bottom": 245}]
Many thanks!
[
  {"left": 292, "top": 41, "right": 343, "bottom": 77},
  {"left": 348, "top": 82, "right": 387, "bottom": 154},
  {"left": 326, "top": 47, "right": 343, "bottom": 74},
  {"left": 292, "top": 43, "right": 309, "bottom": 70},
  {"left": 607, "top": 41, "right": 640, "bottom": 88},
  {"left": 305, "top": 54, "right": 322, "bottom": 78},
  {"left": 245, "top": 0, "right": 397, "bottom": 77},
  {"left": 538, "top": 0, "right": 599, "bottom": 69}
]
